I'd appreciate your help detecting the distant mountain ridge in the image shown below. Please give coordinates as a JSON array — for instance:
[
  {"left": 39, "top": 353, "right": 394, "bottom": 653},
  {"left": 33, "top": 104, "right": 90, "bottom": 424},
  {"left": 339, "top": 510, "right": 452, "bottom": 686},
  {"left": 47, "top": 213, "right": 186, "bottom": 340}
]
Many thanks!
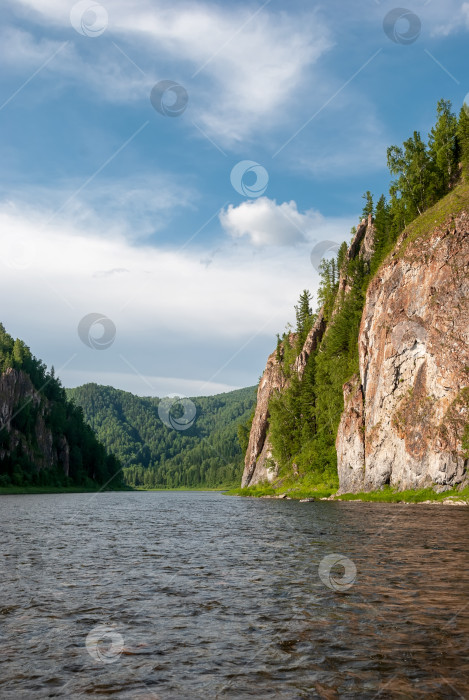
[{"left": 66, "top": 384, "right": 256, "bottom": 488}]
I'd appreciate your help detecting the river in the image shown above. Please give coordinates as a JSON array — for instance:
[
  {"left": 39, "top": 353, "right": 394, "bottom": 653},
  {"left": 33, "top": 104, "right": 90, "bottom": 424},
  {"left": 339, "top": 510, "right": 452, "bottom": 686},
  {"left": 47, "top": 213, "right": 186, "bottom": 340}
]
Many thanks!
[{"left": 1, "top": 491, "right": 468, "bottom": 698}]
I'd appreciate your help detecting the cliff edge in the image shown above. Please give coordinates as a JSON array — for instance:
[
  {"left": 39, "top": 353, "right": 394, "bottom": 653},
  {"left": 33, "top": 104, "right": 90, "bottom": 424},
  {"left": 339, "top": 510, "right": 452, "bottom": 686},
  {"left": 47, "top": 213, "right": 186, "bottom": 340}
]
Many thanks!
[{"left": 337, "top": 209, "right": 469, "bottom": 492}]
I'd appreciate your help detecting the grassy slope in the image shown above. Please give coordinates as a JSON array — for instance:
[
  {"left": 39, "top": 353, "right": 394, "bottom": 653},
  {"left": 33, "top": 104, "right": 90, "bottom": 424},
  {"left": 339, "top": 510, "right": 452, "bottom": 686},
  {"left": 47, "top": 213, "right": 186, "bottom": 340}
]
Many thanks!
[{"left": 231, "top": 180, "right": 469, "bottom": 503}]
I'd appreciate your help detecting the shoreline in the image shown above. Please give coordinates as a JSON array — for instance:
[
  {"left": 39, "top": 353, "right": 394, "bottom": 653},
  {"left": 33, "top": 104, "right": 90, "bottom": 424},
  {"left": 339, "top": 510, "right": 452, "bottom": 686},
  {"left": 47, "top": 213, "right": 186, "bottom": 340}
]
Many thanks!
[
  {"left": 226, "top": 485, "right": 469, "bottom": 505},
  {"left": 0, "top": 486, "right": 231, "bottom": 495}
]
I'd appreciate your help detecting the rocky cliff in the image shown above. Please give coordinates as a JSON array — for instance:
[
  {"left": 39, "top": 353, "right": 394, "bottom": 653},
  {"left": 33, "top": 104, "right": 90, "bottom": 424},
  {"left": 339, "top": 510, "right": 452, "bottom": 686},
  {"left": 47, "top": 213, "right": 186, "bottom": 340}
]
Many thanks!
[
  {"left": 0, "top": 368, "right": 70, "bottom": 475},
  {"left": 242, "top": 198, "right": 469, "bottom": 494},
  {"left": 241, "top": 344, "right": 287, "bottom": 487},
  {"left": 337, "top": 210, "right": 469, "bottom": 492},
  {"left": 241, "top": 218, "right": 373, "bottom": 489}
]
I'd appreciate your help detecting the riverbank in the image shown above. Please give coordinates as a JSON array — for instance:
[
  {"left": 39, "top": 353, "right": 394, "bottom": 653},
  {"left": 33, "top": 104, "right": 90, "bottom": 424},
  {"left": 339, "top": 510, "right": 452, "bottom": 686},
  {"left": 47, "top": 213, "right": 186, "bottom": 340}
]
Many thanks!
[
  {"left": 0, "top": 485, "right": 133, "bottom": 495},
  {"left": 134, "top": 486, "right": 230, "bottom": 492},
  {"left": 227, "top": 484, "right": 469, "bottom": 505},
  {"left": 0, "top": 485, "right": 232, "bottom": 495}
]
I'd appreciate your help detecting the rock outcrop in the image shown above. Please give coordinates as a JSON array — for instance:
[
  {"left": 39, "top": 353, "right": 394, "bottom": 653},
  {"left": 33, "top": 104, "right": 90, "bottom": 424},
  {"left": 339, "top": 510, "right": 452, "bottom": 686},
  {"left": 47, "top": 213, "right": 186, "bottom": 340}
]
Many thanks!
[
  {"left": 0, "top": 368, "right": 70, "bottom": 475},
  {"left": 337, "top": 212, "right": 469, "bottom": 492},
  {"left": 241, "top": 216, "right": 376, "bottom": 489},
  {"left": 241, "top": 347, "right": 287, "bottom": 487}
]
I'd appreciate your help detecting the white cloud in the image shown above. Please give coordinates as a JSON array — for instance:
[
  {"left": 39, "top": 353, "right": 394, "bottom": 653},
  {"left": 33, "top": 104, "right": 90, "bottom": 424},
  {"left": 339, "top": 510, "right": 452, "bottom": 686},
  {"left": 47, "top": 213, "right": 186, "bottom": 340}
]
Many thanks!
[
  {"left": 0, "top": 175, "right": 197, "bottom": 241},
  {"left": 220, "top": 198, "right": 309, "bottom": 247},
  {"left": 219, "top": 197, "right": 351, "bottom": 248},
  {"left": 0, "top": 198, "right": 352, "bottom": 394},
  {"left": 6, "top": 0, "right": 333, "bottom": 145}
]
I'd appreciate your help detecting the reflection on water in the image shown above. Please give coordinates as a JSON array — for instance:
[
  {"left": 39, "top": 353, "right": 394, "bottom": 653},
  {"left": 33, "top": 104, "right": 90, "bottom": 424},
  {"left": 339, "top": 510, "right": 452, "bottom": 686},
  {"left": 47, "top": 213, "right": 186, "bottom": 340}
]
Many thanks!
[{"left": 1, "top": 492, "right": 468, "bottom": 698}]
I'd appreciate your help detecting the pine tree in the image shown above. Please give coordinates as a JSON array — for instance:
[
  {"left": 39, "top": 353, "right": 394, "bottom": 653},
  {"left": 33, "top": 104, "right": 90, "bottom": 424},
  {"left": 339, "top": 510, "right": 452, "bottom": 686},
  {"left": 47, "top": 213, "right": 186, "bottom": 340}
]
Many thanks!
[
  {"left": 295, "top": 290, "right": 313, "bottom": 349},
  {"left": 372, "top": 194, "right": 390, "bottom": 266},
  {"left": 458, "top": 106, "right": 469, "bottom": 174},
  {"left": 428, "top": 99, "right": 459, "bottom": 195},
  {"left": 387, "top": 131, "right": 433, "bottom": 218},
  {"left": 361, "top": 191, "right": 374, "bottom": 219}
]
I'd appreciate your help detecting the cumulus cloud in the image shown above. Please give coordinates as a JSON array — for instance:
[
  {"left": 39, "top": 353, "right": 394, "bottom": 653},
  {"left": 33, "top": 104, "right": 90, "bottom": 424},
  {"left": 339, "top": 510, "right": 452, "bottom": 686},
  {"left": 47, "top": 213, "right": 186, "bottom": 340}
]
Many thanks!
[
  {"left": 219, "top": 198, "right": 350, "bottom": 248},
  {"left": 220, "top": 198, "right": 309, "bottom": 247}
]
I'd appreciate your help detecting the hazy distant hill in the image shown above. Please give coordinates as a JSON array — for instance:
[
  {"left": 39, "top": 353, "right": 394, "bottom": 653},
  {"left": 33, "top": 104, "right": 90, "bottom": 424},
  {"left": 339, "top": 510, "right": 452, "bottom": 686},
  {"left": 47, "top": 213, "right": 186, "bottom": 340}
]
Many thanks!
[{"left": 67, "top": 384, "right": 256, "bottom": 488}]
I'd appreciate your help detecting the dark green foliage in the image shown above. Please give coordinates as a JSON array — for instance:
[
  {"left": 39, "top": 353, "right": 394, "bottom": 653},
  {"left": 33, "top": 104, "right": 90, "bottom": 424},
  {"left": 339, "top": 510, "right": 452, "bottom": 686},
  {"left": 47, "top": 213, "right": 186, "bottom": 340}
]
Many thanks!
[
  {"left": 294, "top": 289, "right": 314, "bottom": 350},
  {"left": 458, "top": 107, "right": 469, "bottom": 174},
  {"left": 269, "top": 244, "right": 370, "bottom": 480},
  {"left": 428, "top": 99, "right": 459, "bottom": 195},
  {"left": 66, "top": 384, "right": 257, "bottom": 489},
  {"left": 317, "top": 257, "right": 339, "bottom": 320},
  {"left": 237, "top": 408, "right": 255, "bottom": 454},
  {"left": 0, "top": 323, "right": 124, "bottom": 489},
  {"left": 361, "top": 190, "right": 374, "bottom": 218}
]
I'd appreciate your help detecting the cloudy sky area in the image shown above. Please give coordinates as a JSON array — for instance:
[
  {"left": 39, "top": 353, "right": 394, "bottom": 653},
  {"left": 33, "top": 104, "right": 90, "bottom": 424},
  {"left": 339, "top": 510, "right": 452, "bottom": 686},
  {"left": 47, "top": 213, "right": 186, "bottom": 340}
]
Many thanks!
[{"left": 0, "top": 0, "right": 468, "bottom": 396}]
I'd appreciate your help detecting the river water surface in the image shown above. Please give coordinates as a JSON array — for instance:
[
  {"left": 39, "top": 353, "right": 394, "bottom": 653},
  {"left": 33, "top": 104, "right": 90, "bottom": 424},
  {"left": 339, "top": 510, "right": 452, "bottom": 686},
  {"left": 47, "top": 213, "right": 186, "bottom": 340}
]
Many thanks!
[{"left": 1, "top": 491, "right": 468, "bottom": 699}]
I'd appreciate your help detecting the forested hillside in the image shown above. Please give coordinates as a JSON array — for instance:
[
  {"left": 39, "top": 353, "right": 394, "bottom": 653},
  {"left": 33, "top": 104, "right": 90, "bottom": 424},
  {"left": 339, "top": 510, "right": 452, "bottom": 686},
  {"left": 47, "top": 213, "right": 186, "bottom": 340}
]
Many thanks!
[
  {"left": 0, "top": 324, "right": 124, "bottom": 489},
  {"left": 67, "top": 384, "right": 256, "bottom": 488},
  {"left": 241, "top": 98, "right": 469, "bottom": 494}
]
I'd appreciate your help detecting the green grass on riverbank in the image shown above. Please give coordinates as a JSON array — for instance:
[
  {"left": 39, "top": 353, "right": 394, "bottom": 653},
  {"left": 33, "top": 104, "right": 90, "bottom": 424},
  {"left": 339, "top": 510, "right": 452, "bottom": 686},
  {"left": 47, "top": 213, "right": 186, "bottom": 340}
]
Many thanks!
[
  {"left": 336, "top": 485, "right": 469, "bottom": 503},
  {"left": 226, "top": 483, "right": 469, "bottom": 503}
]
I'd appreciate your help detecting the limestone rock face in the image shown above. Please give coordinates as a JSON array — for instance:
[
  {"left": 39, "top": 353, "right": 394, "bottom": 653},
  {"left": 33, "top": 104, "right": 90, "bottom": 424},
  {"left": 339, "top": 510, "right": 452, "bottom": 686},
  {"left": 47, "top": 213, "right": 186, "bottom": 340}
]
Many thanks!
[
  {"left": 241, "top": 349, "right": 286, "bottom": 487},
  {"left": 336, "top": 375, "right": 365, "bottom": 493},
  {"left": 0, "top": 368, "right": 70, "bottom": 475},
  {"left": 337, "top": 213, "right": 469, "bottom": 492}
]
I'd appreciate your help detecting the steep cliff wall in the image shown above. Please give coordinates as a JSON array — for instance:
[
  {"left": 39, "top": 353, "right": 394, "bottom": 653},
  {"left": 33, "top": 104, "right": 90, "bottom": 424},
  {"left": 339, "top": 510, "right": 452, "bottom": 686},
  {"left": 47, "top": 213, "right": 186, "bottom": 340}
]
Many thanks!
[
  {"left": 0, "top": 368, "right": 70, "bottom": 475},
  {"left": 337, "top": 211, "right": 469, "bottom": 492},
  {"left": 241, "top": 347, "right": 287, "bottom": 487},
  {"left": 241, "top": 217, "right": 375, "bottom": 489}
]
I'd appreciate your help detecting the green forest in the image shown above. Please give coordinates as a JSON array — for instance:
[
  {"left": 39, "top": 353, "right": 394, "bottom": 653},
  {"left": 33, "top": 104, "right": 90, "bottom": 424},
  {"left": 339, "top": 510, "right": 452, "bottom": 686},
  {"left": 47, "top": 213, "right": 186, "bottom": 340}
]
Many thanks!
[
  {"left": 66, "top": 384, "right": 256, "bottom": 488},
  {"left": 260, "top": 98, "right": 469, "bottom": 490},
  {"left": 0, "top": 324, "right": 124, "bottom": 489}
]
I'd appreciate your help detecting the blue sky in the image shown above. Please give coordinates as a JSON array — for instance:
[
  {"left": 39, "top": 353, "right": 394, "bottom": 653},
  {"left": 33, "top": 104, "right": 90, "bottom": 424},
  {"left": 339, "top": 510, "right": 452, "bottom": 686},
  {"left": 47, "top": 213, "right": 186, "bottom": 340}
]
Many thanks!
[{"left": 0, "top": 0, "right": 468, "bottom": 396}]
